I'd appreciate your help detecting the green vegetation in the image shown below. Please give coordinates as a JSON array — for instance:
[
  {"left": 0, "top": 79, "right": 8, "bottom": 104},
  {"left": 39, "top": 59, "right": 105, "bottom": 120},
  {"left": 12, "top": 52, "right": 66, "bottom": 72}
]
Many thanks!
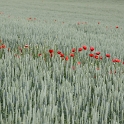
[{"left": 0, "top": 0, "right": 124, "bottom": 123}]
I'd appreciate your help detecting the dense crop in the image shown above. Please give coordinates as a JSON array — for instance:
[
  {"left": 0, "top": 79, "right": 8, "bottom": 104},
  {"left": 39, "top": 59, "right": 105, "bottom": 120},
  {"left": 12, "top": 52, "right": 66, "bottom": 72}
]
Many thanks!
[{"left": 0, "top": 0, "right": 124, "bottom": 124}]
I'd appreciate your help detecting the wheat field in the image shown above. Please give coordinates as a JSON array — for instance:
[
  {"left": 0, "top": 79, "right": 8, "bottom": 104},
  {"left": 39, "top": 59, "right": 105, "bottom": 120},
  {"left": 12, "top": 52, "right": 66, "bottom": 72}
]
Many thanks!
[{"left": 0, "top": 0, "right": 124, "bottom": 124}]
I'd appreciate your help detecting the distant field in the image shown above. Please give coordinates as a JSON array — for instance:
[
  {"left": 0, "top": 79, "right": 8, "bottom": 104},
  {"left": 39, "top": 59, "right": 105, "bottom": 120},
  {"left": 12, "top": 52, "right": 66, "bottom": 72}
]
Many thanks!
[{"left": 0, "top": 0, "right": 124, "bottom": 124}]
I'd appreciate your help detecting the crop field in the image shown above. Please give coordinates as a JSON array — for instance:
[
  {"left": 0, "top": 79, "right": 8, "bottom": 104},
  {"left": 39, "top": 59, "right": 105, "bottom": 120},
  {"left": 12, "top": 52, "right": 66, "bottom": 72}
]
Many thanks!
[{"left": 0, "top": 0, "right": 124, "bottom": 123}]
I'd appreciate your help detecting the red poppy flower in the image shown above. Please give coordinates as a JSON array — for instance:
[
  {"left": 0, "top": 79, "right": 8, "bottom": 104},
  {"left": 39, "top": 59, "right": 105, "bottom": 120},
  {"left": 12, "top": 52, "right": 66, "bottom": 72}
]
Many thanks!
[
  {"left": 112, "top": 59, "right": 121, "bottom": 63},
  {"left": 90, "top": 46, "right": 94, "bottom": 51},
  {"left": 72, "top": 48, "right": 76, "bottom": 52},
  {"left": 98, "top": 22, "right": 100, "bottom": 24},
  {"left": 123, "top": 62, "right": 124, "bottom": 64},
  {"left": 57, "top": 50, "right": 61, "bottom": 54},
  {"left": 65, "top": 56, "right": 69, "bottom": 61},
  {"left": 24, "top": 44, "right": 29, "bottom": 48},
  {"left": 38, "top": 53, "right": 42, "bottom": 57},
  {"left": 99, "top": 56, "right": 103, "bottom": 59},
  {"left": 78, "top": 47, "right": 83, "bottom": 52},
  {"left": 94, "top": 55, "right": 99, "bottom": 59},
  {"left": 116, "top": 26, "right": 119, "bottom": 28},
  {"left": 95, "top": 52, "right": 100, "bottom": 55},
  {"left": 106, "top": 54, "right": 110, "bottom": 58},
  {"left": 49, "top": 49, "right": 54, "bottom": 54},
  {"left": 82, "top": 45, "right": 87, "bottom": 50},
  {"left": 70, "top": 53, "right": 74, "bottom": 57},
  {"left": 77, "top": 61, "right": 81, "bottom": 65},
  {"left": 1, "top": 44, "right": 6, "bottom": 49},
  {"left": 60, "top": 53, "right": 64, "bottom": 57},
  {"left": 89, "top": 53, "right": 94, "bottom": 57},
  {"left": 112, "top": 59, "right": 116, "bottom": 62}
]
